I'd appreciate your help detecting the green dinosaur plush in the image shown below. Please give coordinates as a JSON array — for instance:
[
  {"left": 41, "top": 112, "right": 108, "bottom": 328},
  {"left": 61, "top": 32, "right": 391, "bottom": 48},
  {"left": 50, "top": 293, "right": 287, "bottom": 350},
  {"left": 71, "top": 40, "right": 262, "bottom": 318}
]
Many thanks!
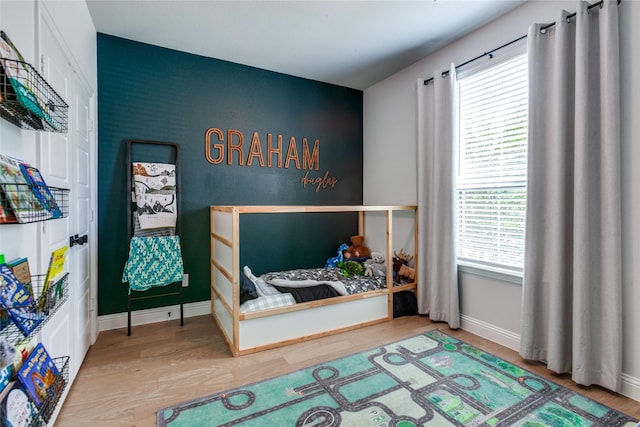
[{"left": 344, "top": 260, "right": 364, "bottom": 276}]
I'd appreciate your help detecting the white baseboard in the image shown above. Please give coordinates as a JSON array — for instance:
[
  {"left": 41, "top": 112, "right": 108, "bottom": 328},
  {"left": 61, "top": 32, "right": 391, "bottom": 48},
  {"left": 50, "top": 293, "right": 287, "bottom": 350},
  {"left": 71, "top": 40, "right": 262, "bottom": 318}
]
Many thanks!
[
  {"left": 460, "top": 314, "right": 521, "bottom": 352},
  {"left": 460, "top": 314, "right": 640, "bottom": 403},
  {"left": 621, "top": 372, "right": 640, "bottom": 403},
  {"left": 98, "top": 300, "right": 211, "bottom": 332}
]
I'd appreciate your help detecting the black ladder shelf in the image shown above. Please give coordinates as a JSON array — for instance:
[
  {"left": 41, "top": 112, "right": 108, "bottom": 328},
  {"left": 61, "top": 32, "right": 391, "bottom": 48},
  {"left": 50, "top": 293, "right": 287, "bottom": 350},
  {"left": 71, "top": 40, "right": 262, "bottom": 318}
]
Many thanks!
[{"left": 125, "top": 139, "right": 184, "bottom": 336}]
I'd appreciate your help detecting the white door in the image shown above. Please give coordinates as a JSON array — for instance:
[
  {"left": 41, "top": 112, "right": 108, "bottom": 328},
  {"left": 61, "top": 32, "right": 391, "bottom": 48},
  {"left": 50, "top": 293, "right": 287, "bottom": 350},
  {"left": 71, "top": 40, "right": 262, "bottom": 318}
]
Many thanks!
[{"left": 37, "top": 14, "right": 96, "bottom": 383}]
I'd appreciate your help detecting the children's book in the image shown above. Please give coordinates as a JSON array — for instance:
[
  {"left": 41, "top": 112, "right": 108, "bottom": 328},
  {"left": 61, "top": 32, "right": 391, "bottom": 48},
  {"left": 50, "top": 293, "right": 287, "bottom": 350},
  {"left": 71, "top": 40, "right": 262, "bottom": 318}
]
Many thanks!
[
  {"left": 0, "top": 155, "right": 49, "bottom": 223},
  {"left": 16, "top": 343, "right": 60, "bottom": 409},
  {"left": 0, "top": 188, "right": 17, "bottom": 224},
  {"left": 3, "top": 304, "right": 42, "bottom": 337},
  {"left": 39, "top": 246, "right": 67, "bottom": 312},
  {"left": 0, "top": 264, "right": 43, "bottom": 336},
  {"left": 0, "top": 381, "right": 38, "bottom": 427},
  {"left": 0, "top": 364, "right": 11, "bottom": 394},
  {"left": 43, "top": 247, "right": 67, "bottom": 288},
  {"left": 0, "top": 305, "right": 7, "bottom": 330},
  {"left": 18, "top": 163, "right": 62, "bottom": 219},
  {"left": 0, "top": 264, "right": 32, "bottom": 309},
  {"left": 6, "top": 258, "right": 32, "bottom": 297}
]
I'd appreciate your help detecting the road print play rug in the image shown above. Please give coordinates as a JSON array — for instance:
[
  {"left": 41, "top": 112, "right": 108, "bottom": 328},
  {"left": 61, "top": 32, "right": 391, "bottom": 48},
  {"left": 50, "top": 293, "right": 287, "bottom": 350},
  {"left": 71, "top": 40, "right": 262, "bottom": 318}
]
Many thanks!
[{"left": 157, "top": 330, "right": 638, "bottom": 426}]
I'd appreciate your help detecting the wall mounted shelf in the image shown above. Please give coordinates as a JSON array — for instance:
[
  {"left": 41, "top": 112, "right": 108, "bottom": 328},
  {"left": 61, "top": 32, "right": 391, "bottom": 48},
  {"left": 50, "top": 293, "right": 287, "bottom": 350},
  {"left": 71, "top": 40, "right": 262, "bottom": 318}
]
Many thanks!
[
  {"left": 0, "top": 273, "right": 70, "bottom": 425},
  {"left": 0, "top": 184, "right": 69, "bottom": 224},
  {"left": 0, "top": 273, "right": 69, "bottom": 345},
  {"left": 0, "top": 59, "right": 68, "bottom": 132},
  {"left": 33, "top": 355, "right": 69, "bottom": 425}
]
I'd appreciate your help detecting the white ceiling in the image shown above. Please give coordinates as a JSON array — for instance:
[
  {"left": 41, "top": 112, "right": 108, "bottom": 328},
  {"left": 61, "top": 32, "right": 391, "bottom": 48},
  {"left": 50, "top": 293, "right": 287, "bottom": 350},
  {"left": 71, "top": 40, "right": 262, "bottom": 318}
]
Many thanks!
[{"left": 86, "top": 0, "right": 526, "bottom": 90}]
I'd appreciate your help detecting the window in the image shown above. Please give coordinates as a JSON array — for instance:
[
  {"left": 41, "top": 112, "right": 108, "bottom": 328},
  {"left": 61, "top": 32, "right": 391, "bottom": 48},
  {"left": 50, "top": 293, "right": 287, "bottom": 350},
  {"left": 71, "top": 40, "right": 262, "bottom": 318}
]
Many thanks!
[{"left": 456, "top": 51, "right": 528, "bottom": 274}]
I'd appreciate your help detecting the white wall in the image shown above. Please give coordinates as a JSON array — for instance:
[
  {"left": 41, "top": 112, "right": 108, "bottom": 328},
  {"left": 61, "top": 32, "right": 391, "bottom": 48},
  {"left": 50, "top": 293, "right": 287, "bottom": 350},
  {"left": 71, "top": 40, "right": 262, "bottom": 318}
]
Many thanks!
[
  {"left": 0, "top": 0, "right": 97, "bottom": 263},
  {"left": 41, "top": 0, "right": 98, "bottom": 83},
  {"left": 0, "top": 0, "right": 97, "bottom": 420},
  {"left": 364, "top": 0, "right": 640, "bottom": 401}
]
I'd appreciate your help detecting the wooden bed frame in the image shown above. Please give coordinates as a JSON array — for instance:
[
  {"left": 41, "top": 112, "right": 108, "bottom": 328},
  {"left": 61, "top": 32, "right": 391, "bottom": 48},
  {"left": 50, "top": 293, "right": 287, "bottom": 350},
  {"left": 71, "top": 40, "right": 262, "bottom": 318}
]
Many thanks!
[{"left": 210, "top": 205, "right": 418, "bottom": 356}]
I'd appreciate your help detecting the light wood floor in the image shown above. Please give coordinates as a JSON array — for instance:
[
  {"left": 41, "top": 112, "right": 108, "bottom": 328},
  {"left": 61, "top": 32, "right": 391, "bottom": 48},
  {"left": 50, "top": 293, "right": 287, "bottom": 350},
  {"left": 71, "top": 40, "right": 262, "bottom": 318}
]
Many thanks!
[{"left": 55, "top": 315, "right": 640, "bottom": 426}]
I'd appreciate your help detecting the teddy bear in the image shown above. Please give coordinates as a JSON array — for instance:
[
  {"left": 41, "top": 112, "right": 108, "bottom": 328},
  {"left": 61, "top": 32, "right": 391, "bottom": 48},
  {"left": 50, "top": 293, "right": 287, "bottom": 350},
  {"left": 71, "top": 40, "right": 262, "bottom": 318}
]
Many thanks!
[
  {"left": 342, "top": 235, "right": 371, "bottom": 259},
  {"left": 364, "top": 251, "right": 386, "bottom": 278}
]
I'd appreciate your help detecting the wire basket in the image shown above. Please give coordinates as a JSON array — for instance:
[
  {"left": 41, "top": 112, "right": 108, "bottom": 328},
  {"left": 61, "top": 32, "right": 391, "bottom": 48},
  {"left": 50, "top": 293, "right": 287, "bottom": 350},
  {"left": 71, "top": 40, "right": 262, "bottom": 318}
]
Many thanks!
[
  {"left": 0, "top": 273, "right": 69, "bottom": 343},
  {"left": 29, "top": 356, "right": 70, "bottom": 425},
  {"left": 0, "top": 59, "right": 68, "bottom": 132},
  {"left": 0, "top": 184, "right": 69, "bottom": 224}
]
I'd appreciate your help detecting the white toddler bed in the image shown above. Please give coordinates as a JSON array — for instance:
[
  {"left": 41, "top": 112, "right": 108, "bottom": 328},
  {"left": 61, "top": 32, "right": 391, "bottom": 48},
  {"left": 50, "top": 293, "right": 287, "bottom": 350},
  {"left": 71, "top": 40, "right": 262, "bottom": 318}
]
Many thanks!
[{"left": 210, "top": 205, "right": 418, "bottom": 356}]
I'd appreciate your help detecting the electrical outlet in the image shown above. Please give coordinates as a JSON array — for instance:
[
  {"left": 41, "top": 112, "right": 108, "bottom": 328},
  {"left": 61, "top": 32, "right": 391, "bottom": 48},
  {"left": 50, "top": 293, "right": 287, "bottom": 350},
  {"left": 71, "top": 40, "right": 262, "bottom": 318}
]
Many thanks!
[{"left": 182, "top": 273, "right": 189, "bottom": 287}]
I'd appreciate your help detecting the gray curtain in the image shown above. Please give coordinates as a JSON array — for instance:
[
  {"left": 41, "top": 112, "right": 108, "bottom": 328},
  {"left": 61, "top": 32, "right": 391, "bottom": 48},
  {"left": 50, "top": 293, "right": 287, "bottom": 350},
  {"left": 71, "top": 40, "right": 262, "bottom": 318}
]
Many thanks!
[
  {"left": 416, "top": 65, "right": 460, "bottom": 329},
  {"left": 520, "top": 0, "right": 622, "bottom": 391}
]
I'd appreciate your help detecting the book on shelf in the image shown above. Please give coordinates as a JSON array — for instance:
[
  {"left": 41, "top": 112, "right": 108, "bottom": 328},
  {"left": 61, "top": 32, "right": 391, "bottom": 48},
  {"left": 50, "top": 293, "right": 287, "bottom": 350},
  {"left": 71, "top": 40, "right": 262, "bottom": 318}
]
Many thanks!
[
  {"left": 39, "top": 246, "right": 67, "bottom": 312},
  {"left": 44, "top": 247, "right": 66, "bottom": 287},
  {"left": 0, "top": 364, "right": 11, "bottom": 395},
  {"left": 16, "top": 343, "right": 61, "bottom": 409},
  {"left": 18, "top": 163, "right": 62, "bottom": 219},
  {"left": 6, "top": 258, "right": 32, "bottom": 298},
  {"left": 0, "top": 307, "right": 7, "bottom": 330},
  {"left": 0, "top": 256, "right": 10, "bottom": 329},
  {"left": 0, "top": 264, "right": 43, "bottom": 336},
  {"left": 0, "top": 154, "right": 50, "bottom": 223},
  {"left": 0, "top": 381, "right": 38, "bottom": 427},
  {"left": 0, "top": 31, "right": 51, "bottom": 131},
  {"left": 0, "top": 301, "right": 8, "bottom": 330},
  {"left": 0, "top": 263, "right": 35, "bottom": 310},
  {"left": 0, "top": 187, "right": 17, "bottom": 224}
]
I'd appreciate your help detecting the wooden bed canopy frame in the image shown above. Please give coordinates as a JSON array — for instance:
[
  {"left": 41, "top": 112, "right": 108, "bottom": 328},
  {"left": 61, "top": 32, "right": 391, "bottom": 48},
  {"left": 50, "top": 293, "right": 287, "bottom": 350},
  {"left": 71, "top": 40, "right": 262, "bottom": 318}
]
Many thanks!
[{"left": 210, "top": 205, "right": 418, "bottom": 356}]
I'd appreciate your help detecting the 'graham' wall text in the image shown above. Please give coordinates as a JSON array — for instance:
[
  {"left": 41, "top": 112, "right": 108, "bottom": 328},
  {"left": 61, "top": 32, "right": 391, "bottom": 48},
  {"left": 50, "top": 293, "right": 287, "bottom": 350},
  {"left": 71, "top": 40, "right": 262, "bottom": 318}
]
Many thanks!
[{"left": 205, "top": 128, "right": 320, "bottom": 170}]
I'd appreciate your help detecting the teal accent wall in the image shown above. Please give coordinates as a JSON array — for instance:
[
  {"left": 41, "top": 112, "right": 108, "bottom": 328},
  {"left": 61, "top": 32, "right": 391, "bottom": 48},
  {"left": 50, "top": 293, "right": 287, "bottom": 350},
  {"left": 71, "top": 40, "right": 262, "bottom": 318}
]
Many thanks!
[{"left": 97, "top": 34, "right": 363, "bottom": 315}]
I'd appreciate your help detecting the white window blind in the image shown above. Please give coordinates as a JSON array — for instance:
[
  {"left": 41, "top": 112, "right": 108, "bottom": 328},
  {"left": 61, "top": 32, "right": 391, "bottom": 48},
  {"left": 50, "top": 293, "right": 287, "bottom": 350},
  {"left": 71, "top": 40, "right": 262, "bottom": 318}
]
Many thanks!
[{"left": 456, "top": 52, "right": 528, "bottom": 273}]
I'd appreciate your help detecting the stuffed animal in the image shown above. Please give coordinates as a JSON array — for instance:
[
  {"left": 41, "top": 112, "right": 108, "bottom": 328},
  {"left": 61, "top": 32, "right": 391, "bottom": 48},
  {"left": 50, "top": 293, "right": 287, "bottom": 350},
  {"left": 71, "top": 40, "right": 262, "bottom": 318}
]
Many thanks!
[
  {"left": 338, "top": 260, "right": 364, "bottom": 277},
  {"left": 325, "top": 243, "right": 349, "bottom": 268},
  {"left": 364, "top": 251, "right": 386, "bottom": 277},
  {"left": 397, "top": 264, "right": 415, "bottom": 281},
  {"left": 344, "top": 260, "right": 364, "bottom": 276},
  {"left": 393, "top": 252, "right": 415, "bottom": 282},
  {"left": 0, "top": 338, "right": 17, "bottom": 368},
  {"left": 343, "top": 235, "right": 371, "bottom": 259},
  {"left": 394, "top": 249, "right": 414, "bottom": 265}
]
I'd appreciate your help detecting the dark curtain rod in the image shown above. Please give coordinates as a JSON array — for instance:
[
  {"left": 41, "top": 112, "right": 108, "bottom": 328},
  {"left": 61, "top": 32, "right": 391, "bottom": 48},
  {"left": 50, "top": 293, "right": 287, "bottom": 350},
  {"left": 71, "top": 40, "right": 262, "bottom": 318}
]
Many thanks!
[{"left": 423, "top": 0, "right": 619, "bottom": 85}]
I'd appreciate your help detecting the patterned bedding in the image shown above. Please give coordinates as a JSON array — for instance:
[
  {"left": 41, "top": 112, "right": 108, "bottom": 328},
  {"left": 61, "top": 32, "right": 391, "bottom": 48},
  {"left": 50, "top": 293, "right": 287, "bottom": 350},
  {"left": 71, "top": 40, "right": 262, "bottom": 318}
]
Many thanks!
[
  {"left": 239, "top": 267, "right": 396, "bottom": 314},
  {"left": 261, "top": 267, "right": 390, "bottom": 295}
]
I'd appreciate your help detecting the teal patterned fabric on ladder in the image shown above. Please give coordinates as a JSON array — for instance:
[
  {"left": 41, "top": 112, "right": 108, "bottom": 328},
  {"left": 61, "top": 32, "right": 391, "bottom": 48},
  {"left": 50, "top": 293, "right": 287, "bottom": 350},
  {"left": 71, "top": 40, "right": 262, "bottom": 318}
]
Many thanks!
[{"left": 122, "top": 236, "right": 184, "bottom": 292}]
